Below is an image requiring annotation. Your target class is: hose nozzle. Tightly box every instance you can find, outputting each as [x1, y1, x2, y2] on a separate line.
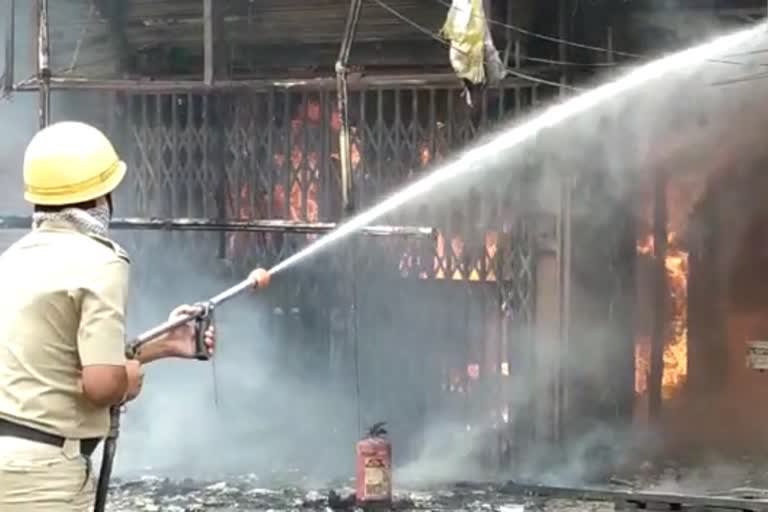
[248, 268, 271, 290]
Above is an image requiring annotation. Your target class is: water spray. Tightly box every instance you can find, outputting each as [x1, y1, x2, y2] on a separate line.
[87, 20, 767, 511]
[94, 267, 272, 512]
[266, 23, 764, 278]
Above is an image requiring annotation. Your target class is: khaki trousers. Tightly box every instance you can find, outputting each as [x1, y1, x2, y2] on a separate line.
[0, 436, 95, 511]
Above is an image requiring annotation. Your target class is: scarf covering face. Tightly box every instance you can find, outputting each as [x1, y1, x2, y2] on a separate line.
[31, 202, 111, 238]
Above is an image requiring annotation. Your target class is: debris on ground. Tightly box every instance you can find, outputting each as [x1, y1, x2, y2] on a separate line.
[106, 477, 612, 512]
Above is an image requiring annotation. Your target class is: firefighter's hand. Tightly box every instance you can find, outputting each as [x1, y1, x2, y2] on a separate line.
[164, 304, 216, 359]
[124, 360, 144, 402]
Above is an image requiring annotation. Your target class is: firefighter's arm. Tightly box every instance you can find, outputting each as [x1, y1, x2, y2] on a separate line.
[77, 257, 134, 407]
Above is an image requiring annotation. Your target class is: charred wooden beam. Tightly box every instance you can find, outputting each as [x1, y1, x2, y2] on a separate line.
[336, 0, 363, 214]
[0, 215, 437, 238]
[1, 0, 13, 96]
[12, 67, 562, 93]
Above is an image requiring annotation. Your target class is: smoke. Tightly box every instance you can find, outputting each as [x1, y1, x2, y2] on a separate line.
[365, 23, 768, 490]
[3, 2, 768, 495]
[0, 0, 117, 216]
[101, 22, 768, 491]
[106, 233, 358, 481]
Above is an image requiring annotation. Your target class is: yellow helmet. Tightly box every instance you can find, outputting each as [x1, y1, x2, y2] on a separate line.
[23, 121, 127, 206]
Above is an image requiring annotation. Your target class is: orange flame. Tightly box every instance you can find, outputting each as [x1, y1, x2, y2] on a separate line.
[635, 232, 689, 399]
[227, 98, 365, 256]
[397, 146, 498, 282]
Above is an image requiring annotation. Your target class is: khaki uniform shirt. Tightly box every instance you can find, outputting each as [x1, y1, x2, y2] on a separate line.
[0, 219, 130, 439]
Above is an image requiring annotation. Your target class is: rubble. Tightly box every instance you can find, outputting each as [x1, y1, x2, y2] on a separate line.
[105, 477, 612, 512]
[106, 456, 768, 511]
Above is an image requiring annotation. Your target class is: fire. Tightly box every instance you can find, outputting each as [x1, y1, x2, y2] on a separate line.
[396, 145, 499, 282]
[634, 232, 689, 399]
[398, 229, 499, 281]
[226, 98, 362, 256]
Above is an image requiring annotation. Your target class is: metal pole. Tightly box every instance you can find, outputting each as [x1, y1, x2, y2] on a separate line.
[1, 0, 14, 97]
[203, 0, 217, 86]
[0, 215, 437, 238]
[11, 71, 561, 93]
[335, 0, 363, 214]
[555, 0, 570, 446]
[36, 0, 50, 128]
[649, 168, 668, 421]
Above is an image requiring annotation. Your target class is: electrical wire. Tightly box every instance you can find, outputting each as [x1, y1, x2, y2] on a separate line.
[523, 56, 618, 67]
[711, 69, 768, 86]
[431, 0, 761, 68]
[724, 47, 768, 57]
[367, 0, 580, 90]
[433, 0, 641, 59]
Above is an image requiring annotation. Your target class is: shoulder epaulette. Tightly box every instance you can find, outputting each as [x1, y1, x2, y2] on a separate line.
[86, 233, 132, 264]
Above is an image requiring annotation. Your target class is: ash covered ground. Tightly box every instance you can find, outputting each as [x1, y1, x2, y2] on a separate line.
[106, 476, 611, 512]
[104, 458, 768, 512]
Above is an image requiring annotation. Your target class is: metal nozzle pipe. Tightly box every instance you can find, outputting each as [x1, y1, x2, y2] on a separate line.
[249, 268, 271, 290]
[130, 267, 271, 352]
[99, 266, 271, 512]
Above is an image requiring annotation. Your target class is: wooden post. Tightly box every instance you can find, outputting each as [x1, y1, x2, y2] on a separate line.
[649, 168, 668, 420]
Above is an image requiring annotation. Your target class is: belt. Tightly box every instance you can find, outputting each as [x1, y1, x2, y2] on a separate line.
[0, 418, 100, 457]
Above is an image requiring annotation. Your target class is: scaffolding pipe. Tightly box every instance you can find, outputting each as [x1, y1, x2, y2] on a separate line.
[1, 0, 14, 97]
[0, 215, 437, 238]
[335, 0, 363, 214]
[555, 0, 570, 445]
[202, 0, 224, 85]
[11, 69, 562, 93]
[36, 0, 50, 128]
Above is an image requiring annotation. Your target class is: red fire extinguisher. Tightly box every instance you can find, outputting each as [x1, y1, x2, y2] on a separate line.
[356, 422, 392, 506]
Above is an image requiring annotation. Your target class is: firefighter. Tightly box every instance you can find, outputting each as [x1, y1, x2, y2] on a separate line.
[0, 121, 216, 511]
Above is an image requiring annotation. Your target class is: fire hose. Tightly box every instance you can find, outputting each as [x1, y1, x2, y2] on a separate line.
[93, 268, 272, 512]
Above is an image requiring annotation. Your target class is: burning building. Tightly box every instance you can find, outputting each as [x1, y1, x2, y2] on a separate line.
[2, 0, 768, 500]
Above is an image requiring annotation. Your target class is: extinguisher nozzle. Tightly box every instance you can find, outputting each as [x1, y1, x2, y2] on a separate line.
[366, 421, 388, 438]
